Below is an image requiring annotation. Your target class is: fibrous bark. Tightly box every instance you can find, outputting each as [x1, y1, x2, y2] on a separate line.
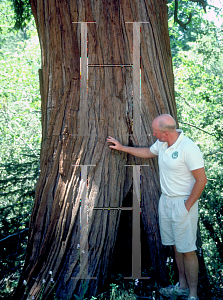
[13, 0, 177, 299]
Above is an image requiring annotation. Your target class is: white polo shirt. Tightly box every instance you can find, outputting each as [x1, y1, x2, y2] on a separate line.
[150, 130, 204, 197]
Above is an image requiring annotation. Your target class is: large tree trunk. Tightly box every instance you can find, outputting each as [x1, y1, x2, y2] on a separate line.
[13, 0, 177, 299]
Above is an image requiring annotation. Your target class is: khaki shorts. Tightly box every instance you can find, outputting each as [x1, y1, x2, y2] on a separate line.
[158, 193, 198, 253]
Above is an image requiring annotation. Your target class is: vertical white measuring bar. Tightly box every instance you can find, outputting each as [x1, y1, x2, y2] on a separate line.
[80, 165, 89, 278]
[132, 165, 141, 278]
[80, 22, 88, 135]
[133, 22, 141, 137]
[124, 164, 151, 280]
[71, 164, 97, 280]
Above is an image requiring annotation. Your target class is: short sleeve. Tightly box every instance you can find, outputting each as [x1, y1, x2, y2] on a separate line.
[150, 140, 159, 155]
[184, 143, 204, 171]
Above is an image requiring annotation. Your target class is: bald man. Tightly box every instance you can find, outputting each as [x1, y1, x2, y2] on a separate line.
[107, 114, 207, 300]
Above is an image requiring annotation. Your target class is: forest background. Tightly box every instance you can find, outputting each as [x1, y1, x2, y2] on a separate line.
[0, 0, 222, 299]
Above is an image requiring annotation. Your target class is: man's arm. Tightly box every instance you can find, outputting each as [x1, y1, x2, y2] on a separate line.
[107, 136, 157, 159]
[185, 167, 207, 211]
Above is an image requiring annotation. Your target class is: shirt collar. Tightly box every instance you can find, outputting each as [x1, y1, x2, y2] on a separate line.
[162, 129, 184, 149]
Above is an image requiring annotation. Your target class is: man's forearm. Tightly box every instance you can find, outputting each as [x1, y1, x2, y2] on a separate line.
[119, 145, 157, 158]
[185, 168, 207, 211]
[107, 136, 157, 158]
[185, 181, 206, 211]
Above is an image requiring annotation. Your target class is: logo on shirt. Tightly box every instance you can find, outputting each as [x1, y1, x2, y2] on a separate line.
[172, 151, 178, 159]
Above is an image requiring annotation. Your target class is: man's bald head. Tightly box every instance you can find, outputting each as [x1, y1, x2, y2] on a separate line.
[152, 114, 176, 132]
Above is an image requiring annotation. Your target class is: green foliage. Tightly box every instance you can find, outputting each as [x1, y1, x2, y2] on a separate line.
[82, 278, 138, 300]
[168, 0, 223, 57]
[11, 0, 32, 30]
[173, 20, 223, 297]
[0, 1, 41, 298]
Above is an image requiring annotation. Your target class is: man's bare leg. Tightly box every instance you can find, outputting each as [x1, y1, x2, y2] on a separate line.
[183, 250, 198, 298]
[173, 245, 188, 289]
[174, 246, 198, 298]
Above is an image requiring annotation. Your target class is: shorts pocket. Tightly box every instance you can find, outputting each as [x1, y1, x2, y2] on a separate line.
[182, 199, 189, 214]
[175, 199, 189, 218]
[173, 199, 189, 223]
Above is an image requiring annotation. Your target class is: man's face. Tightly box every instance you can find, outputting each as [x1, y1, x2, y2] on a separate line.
[152, 123, 167, 142]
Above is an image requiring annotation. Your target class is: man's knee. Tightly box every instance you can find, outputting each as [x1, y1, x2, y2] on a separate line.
[182, 251, 197, 260]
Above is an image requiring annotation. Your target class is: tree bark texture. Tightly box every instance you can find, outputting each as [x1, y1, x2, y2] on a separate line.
[14, 0, 177, 299]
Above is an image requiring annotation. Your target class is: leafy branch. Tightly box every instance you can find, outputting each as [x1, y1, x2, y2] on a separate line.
[174, 0, 207, 29]
[200, 214, 223, 262]
[189, 0, 207, 12]
[174, 0, 192, 29]
[0, 228, 29, 243]
[178, 120, 223, 142]
[175, 91, 201, 113]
